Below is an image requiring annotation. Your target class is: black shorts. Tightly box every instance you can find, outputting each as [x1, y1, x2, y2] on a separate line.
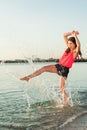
[55, 64, 69, 77]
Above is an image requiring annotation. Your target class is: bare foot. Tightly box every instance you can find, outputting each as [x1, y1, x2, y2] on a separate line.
[63, 102, 70, 107]
[63, 98, 71, 107]
[20, 76, 30, 82]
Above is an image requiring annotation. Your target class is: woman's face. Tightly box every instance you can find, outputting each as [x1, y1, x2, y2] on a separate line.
[68, 40, 76, 50]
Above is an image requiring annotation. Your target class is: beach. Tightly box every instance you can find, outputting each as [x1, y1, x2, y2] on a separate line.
[59, 112, 87, 130]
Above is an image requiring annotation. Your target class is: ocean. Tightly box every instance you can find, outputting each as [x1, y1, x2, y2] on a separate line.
[0, 62, 87, 130]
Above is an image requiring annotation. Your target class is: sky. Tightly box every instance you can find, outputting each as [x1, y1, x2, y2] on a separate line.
[0, 0, 87, 60]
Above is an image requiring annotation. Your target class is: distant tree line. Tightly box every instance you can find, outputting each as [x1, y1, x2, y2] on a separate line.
[0, 58, 87, 63]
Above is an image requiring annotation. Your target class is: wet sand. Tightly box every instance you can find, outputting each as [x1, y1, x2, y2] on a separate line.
[58, 112, 87, 130]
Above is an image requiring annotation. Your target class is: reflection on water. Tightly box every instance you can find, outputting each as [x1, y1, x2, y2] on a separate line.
[0, 62, 87, 129]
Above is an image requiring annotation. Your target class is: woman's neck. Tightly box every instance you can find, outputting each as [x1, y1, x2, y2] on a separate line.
[70, 48, 75, 52]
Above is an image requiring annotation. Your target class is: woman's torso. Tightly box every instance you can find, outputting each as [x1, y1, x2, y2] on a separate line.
[59, 51, 76, 68]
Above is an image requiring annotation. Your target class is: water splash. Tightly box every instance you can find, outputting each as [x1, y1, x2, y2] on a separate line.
[66, 81, 81, 106]
[0, 59, 82, 110]
[20, 55, 59, 103]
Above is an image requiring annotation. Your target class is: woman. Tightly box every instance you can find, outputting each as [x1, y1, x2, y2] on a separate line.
[20, 30, 82, 106]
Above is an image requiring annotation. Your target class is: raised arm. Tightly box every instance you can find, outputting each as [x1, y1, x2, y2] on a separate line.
[63, 32, 72, 46]
[63, 31, 79, 46]
[72, 31, 81, 58]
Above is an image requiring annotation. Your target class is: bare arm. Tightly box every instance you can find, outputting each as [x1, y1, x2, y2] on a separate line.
[63, 32, 72, 46]
[63, 31, 79, 46]
[74, 35, 81, 58]
[72, 31, 81, 58]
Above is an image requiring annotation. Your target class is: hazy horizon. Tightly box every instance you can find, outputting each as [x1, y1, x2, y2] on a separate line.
[0, 0, 87, 60]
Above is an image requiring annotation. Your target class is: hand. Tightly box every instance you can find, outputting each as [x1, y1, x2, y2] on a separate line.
[71, 30, 79, 36]
[20, 76, 29, 81]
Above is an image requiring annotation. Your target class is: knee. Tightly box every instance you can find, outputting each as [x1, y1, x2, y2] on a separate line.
[60, 86, 64, 94]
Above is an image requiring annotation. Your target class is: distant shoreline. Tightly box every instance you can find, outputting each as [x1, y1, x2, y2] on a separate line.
[0, 58, 87, 63]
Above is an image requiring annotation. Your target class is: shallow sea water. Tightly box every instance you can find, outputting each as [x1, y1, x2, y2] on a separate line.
[0, 62, 87, 130]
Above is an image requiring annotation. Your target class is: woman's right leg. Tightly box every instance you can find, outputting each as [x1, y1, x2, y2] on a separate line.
[59, 76, 68, 105]
[20, 65, 58, 81]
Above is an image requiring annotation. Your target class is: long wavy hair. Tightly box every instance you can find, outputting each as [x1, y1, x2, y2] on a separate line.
[65, 37, 82, 58]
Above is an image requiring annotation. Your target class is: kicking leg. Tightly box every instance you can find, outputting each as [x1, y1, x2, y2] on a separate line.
[20, 65, 58, 81]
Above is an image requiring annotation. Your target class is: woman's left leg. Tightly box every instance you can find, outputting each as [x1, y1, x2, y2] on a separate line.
[59, 76, 68, 105]
[20, 65, 58, 81]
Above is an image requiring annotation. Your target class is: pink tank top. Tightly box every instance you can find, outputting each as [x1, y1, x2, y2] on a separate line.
[59, 51, 76, 68]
